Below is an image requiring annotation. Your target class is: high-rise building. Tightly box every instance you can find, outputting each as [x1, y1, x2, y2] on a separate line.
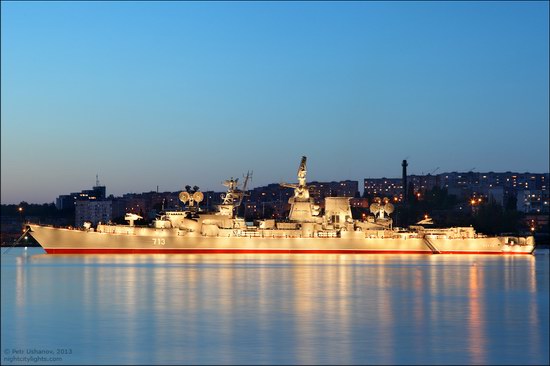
[75, 200, 112, 226]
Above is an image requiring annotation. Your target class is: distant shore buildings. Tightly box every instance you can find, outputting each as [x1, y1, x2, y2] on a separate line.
[364, 171, 548, 213]
[57, 169, 548, 228]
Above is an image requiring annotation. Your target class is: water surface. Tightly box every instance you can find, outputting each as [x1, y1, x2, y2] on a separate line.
[1, 248, 548, 365]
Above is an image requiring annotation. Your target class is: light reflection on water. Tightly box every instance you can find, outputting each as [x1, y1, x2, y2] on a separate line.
[1, 248, 548, 365]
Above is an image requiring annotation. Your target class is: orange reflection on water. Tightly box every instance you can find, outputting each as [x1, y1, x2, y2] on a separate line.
[467, 261, 486, 365]
[6, 251, 546, 365]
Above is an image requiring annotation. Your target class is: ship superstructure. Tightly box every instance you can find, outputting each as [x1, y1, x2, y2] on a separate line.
[27, 157, 535, 255]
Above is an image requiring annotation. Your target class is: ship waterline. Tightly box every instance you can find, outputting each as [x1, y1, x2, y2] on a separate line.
[27, 156, 535, 255]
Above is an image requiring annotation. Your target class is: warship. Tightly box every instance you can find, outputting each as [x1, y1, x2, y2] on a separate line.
[27, 157, 535, 255]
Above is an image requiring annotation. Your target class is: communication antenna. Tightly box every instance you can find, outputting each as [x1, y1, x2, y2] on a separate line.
[95, 174, 100, 187]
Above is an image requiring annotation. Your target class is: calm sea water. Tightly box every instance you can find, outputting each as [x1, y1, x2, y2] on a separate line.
[1, 248, 548, 365]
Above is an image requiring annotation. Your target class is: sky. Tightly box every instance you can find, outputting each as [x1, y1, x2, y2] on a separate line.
[1, 1, 549, 204]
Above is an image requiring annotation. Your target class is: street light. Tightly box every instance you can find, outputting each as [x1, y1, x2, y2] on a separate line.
[18, 207, 23, 222]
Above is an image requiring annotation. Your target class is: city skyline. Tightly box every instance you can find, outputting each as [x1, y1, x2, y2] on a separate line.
[5, 168, 549, 206]
[2, 1, 549, 204]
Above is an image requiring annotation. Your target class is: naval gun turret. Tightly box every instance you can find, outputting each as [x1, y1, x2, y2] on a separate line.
[125, 213, 143, 227]
[280, 156, 320, 222]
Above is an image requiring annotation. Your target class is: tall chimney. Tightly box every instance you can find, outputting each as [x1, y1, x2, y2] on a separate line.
[402, 160, 408, 202]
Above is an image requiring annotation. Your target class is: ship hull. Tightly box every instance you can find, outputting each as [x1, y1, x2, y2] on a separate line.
[28, 225, 535, 255]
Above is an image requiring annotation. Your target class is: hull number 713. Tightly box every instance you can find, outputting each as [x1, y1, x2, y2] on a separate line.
[153, 238, 166, 245]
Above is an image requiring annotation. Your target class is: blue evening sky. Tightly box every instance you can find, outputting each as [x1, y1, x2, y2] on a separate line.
[1, 1, 548, 204]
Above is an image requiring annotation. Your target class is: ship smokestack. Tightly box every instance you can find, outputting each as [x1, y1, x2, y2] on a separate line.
[402, 160, 408, 202]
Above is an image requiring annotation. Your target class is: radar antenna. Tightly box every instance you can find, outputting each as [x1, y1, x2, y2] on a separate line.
[219, 171, 252, 217]
[179, 191, 190, 203]
[370, 197, 394, 219]
[280, 156, 309, 200]
[221, 177, 239, 205]
[193, 191, 204, 203]
[384, 202, 394, 215]
[179, 186, 202, 211]
[297, 156, 307, 186]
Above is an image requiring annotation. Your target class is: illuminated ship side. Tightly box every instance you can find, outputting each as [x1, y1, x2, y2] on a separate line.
[28, 157, 535, 255]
